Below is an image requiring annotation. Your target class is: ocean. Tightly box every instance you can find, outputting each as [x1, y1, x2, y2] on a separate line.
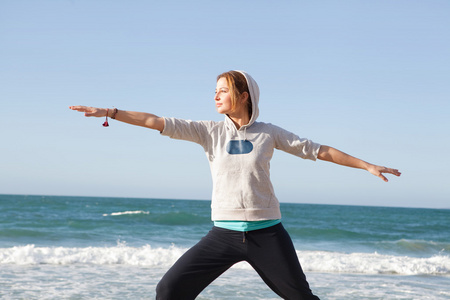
[0, 194, 449, 299]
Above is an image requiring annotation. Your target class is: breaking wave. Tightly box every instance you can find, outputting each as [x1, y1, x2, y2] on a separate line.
[1, 244, 448, 276]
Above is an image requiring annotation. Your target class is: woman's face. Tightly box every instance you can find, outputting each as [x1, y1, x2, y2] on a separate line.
[214, 77, 233, 115]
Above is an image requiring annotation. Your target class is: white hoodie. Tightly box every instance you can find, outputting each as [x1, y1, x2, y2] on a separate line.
[161, 71, 321, 221]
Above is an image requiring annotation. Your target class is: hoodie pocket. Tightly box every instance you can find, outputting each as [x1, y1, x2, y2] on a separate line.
[226, 140, 253, 155]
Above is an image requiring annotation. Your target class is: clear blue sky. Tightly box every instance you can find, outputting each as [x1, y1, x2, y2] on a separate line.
[1, 0, 449, 208]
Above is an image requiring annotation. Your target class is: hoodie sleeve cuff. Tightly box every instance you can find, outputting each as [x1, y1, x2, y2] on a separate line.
[310, 142, 321, 161]
[160, 117, 175, 137]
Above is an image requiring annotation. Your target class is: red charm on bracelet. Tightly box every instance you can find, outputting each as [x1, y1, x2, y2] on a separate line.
[103, 109, 109, 127]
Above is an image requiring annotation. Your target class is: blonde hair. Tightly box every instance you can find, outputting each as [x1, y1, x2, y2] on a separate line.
[217, 71, 252, 118]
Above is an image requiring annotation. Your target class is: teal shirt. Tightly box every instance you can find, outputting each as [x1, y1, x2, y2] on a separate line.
[214, 219, 281, 232]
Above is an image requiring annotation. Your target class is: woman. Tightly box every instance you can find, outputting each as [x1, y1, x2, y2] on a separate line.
[70, 70, 400, 299]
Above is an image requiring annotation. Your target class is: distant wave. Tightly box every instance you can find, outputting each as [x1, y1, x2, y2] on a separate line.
[374, 239, 450, 255]
[101, 211, 209, 225]
[103, 211, 150, 217]
[1, 245, 448, 276]
[289, 227, 450, 255]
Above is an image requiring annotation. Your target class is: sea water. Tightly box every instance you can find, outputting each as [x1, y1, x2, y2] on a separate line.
[0, 194, 449, 299]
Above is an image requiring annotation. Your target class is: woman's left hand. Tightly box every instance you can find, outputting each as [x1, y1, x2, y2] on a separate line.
[367, 165, 401, 182]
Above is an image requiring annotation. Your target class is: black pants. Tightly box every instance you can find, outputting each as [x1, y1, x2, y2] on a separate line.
[156, 223, 320, 299]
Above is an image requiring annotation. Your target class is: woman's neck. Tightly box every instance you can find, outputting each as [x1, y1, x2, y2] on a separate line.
[228, 113, 250, 130]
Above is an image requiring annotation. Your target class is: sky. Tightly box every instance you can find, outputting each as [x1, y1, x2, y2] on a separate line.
[1, 0, 449, 209]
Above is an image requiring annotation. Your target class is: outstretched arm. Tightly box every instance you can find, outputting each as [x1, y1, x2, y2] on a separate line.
[69, 106, 165, 132]
[317, 145, 401, 182]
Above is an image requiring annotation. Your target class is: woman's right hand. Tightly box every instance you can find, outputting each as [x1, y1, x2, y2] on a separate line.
[69, 106, 108, 117]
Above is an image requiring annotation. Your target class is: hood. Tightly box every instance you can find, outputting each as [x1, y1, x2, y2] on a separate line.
[236, 70, 260, 129]
[224, 70, 260, 131]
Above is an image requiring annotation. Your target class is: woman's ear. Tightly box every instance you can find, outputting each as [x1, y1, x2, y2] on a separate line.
[240, 92, 249, 104]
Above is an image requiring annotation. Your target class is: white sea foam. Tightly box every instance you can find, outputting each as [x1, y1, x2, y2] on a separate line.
[0, 244, 185, 266]
[1, 245, 449, 276]
[102, 210, 150, 216]
[298, 250, 450, 275]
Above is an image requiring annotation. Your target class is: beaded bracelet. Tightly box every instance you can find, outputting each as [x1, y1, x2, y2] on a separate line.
[111, 108, 118, 119]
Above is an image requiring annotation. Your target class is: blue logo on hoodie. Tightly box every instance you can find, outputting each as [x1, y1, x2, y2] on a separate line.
[226, 140, 253, 155]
